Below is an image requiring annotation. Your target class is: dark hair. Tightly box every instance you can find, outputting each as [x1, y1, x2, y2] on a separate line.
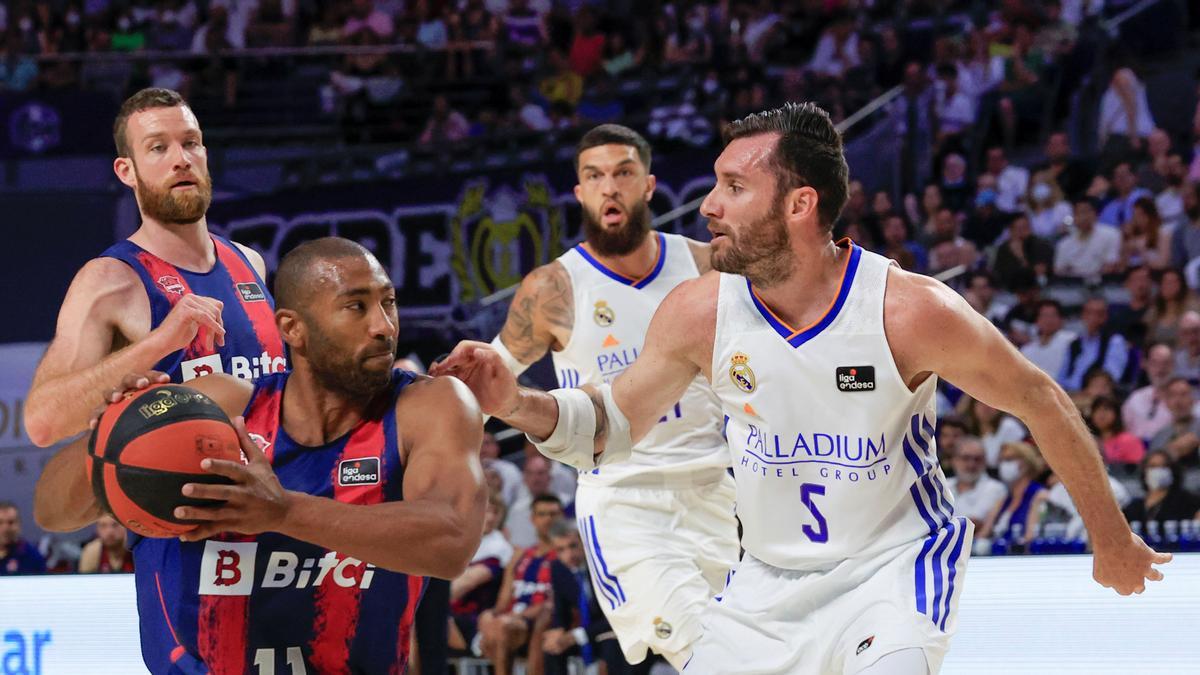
[968, 270, 994, 287]
[547, 519, 577, 539]
[532, 494, 564, 510]
[576, 124, 652, 172]
[1082, 365, 1114, 390]
[1035, 298, 1063, 317]
[1087, 395, 1124, 434]
[113, 87, 188, 157]
[1132, 196, 1161, 248]
[1140, 449, 1182, 488]
[939, 416, 968, 434]
[723, 102, 849, 229]
[1072, 195, 1100, 210]
[1124, 264, 1150, 282]
[1163, 375, 1192, 391]
[274, 237, 375, 312]
[0, 500, 16, 513]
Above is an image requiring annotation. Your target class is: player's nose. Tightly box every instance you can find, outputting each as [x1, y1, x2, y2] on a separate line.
[699, 188, 720, 218]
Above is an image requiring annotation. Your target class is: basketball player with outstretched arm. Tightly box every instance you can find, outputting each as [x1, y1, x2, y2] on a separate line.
[482, 125, 737, 669]
[433, 104, 1171, 674]
[35, 238, 486, 675]
[24, 87, 284, 448]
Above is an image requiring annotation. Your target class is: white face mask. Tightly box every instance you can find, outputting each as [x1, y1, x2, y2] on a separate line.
[956, 468, 982, 483]
[998, 459, 1023, 484]
[1032, 183, 1052, 202]
[1146, 466, 1174, 490]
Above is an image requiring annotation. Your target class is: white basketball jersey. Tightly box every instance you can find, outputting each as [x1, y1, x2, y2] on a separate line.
[711, 241, 956, 570]
[553, 232, 728, 487]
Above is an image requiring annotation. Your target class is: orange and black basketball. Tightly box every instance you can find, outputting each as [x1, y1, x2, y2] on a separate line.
[87, 384, 242, 538]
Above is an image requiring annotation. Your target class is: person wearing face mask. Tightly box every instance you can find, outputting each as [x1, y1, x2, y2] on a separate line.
[1122, 451, 1200, 527]
[1147, 376, 1200, 463]
[979, 441, 1049, 545]
[948, 436, 1007, 528]
[1025, 169, 1072, 240]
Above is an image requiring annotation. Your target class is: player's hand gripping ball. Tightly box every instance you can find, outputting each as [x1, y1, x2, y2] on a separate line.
[87, 384, 243, 537]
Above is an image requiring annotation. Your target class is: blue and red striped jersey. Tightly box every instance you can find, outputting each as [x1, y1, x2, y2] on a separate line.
[100, 235, 286, 383]
[507, 546, 557, 614]
[132, 370, 427, 675]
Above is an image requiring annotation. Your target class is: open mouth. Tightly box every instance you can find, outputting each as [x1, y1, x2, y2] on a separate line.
[601, 203, 624, 226]
[171, 180, 197, 190]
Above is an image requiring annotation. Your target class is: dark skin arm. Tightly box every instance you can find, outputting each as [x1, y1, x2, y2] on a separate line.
[178, 376, 487, 578]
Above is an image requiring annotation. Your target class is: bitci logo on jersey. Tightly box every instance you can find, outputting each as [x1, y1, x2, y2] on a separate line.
[198, 541, 378, 595]
[339, 458, 380, 486]
[836, 366, 875, 392]
[198, 541, 258, 595]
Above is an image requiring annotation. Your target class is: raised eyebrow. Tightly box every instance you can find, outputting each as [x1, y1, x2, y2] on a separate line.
[580, 159, 638, 174]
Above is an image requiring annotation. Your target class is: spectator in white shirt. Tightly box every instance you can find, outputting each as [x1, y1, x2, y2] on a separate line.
[1025, 169, 1073, 240]
[964, 270, 1010, 324]
[1054, 197, 1122, 281]
[1124, 343, 1192, 442]
[961, 396, 1029, 468]
[808, 12, 859, 78]
[948, 436, 1007, 528]
[1174, 311, 1200, 382]
[1021, 299, 1077, 377]
[480, 432, 522, 506]
[934, 63, 974, 139]
[506, 455, 573, 549]
[985, 146, 1030, 213]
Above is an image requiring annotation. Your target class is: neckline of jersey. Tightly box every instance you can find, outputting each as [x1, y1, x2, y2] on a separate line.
[745, 238, 862, 348]
[574, 231, 667, 289]
[124, 235, 224, 276]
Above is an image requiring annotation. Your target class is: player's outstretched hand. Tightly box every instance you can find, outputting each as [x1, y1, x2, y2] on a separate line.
[429, 340, 520, 418]
[151, 294, 227, 354]
[1092, 531, 1172, 595]
[87, 370, 171, 430]
[176, 416, 290, 542]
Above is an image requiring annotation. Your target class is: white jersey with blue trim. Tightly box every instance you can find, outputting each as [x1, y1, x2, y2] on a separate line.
[553, 231, 728, 487]
[711, 240, 956, 570]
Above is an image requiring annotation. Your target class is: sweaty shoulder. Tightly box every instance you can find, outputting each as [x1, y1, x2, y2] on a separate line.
[181, 373, 255, 418]
[684, 237, 713, 274]
[395, 375, 483, 456]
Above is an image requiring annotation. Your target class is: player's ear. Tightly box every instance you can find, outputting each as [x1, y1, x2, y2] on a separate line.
[276, 309, 305, 350]
[787, 186, 819, 223]
[644, 173, 657, 202]
[113, 156, 137, 189]
[573, 183, 583, 203]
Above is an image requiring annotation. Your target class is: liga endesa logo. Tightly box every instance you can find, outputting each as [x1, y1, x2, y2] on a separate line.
[198, 542, 378, 595]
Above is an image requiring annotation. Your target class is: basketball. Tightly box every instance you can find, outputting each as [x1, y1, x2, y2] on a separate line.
[86, 384, 242, 538]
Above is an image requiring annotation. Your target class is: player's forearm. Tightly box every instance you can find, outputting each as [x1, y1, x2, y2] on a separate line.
[1019, 379, 1130, 548]
[497, 387, 562, 441]
[34, 439, 101, 532]
[25, 334, 172, 446]
[279, 491, 484, 579]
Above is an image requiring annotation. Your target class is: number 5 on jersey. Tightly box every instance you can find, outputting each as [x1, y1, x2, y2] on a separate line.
[801, 483, 828, 543]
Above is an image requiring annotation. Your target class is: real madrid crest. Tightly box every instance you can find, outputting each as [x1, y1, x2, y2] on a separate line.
[593, 300, 615, 327]
[729, 352, 756, 393]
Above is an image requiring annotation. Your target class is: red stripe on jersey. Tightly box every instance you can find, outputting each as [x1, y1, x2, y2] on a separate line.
[307, 421, 387, 673]
[197, 586, 250, 674]
[213, 240, 285, 366]
[390, 575, 426, 675]
[242, 383, 283, 463]
[133, 252, 211, 360]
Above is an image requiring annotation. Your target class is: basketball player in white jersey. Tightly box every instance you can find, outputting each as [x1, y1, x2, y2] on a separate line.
[480, 124, 737, 669]
[433, 103, 1171, 674]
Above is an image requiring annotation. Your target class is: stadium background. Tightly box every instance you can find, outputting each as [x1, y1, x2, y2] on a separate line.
[3, 0, 1200, 672]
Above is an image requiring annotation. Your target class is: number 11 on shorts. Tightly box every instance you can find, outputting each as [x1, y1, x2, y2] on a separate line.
[801, 483, 828, 543]
[254, 647, 307, 674]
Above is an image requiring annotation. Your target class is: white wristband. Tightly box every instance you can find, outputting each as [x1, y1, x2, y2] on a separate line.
[490, 336, 531, 376]
[527, 388, 597, 471]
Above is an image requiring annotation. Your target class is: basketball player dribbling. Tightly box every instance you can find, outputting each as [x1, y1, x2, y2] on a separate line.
[35, 238, 486, 675]
[24, 87, 284, 448]
[481, 125, 737, 669]
[433, 103, 1172, 674]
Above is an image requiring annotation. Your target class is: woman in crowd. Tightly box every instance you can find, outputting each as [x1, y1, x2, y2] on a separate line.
[1123, 450, 1200, 526]
[979, 441, 1049, 545]
[1087, 395, 1147, 466]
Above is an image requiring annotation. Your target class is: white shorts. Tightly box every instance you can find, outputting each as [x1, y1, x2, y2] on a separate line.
[574, 473, 739, 668]
[685, 517, 973, 675]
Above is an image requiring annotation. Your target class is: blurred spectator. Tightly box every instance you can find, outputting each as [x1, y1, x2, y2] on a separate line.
[502, 0, 546, 61]
[1135, 128, 1174, 195]
[478, 494, 563, 675]
[415, 0, 448, 51]
[542, 520, 622, 674]
[1156, 154, 1188, 229]
[961, 396, 1028, 469]
[939, 153, 972, 215]
[326, 28, 403, 141]
[510, 84, 552, 131]
[344, 0, 394, 40]
[481, 432, 522, 506]
[1145, 269, 1200, 344]
[1021, 299, 1076, 378]
[808, 11, 859, 79]
[245, 0, 294, 48]
[446, 0, 499, 80]
[0, 501, 45, 575]
[0, 31, 38, 92]
[1108, 265, 1153, 344]
[308, 1, 344, 45]
[1098, 65, 1156, 169]
[993, 23, 1048, 149]
[538, 49, 583, 109]
[985, 146, 1031, 214]
[937, 416, 969, 475]
[964, 271, 1010, 324]
[1123, 450, 1200, 526]
[577, 75, 625, 125]
[1147, 376, 1200, 463]
[963, 178, 1013, 247]
[994, 215, 1053, 291]
[1037, 131, 1092, 201]
[567, 8, 604, 76]
[1054, 198, 1121, 282]
[602, 31, 642, 78]
[1059, 297, 1130, 392]
[934, 64, 975, 143]
[1124, 343, 1189, 442]
[664, 4, 712, 66]
[507, 455, 572, 549]
[879, 212, 927, 272]
[449, 492, 514, 655]
[948, 436, 1007, 528]
[1026, 169, 1072, 240]
[1099, 162, 1152, 228]
[1087, 396, 1147, 466]
[980, 441, 1048, 545]
[419, 94, 471, 145]
[77, 514, 132, 573]
[1175, 311, 1200, 381]
[1075, 367, 1119, 415]
[927, 208, 980, 275]
[1169, 183, 1200, 268]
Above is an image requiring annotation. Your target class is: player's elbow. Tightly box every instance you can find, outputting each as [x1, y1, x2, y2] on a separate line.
[23, 403, 60, 448]
[1018, 370, 1076, 422]
[432, 519, 481, 579]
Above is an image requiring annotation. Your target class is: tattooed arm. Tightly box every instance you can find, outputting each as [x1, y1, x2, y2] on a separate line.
[496, 261, 574, 366]
[686, 238, 713, 275]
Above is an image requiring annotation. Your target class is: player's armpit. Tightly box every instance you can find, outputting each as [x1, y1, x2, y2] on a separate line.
[497, 261, 574, 365]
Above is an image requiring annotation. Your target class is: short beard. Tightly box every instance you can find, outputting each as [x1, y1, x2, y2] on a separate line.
[134, 165, 212, 225]
[582, 199, 651, 256]
[710, 199, 795, 287]
[303, 317, 395, 399]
